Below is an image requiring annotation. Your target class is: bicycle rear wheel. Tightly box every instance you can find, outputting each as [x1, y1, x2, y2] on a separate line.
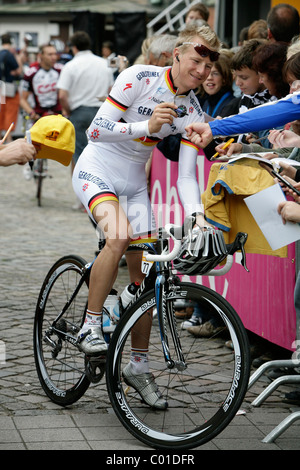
[33, 255, 90, 406]
[106, 282, 250, 450]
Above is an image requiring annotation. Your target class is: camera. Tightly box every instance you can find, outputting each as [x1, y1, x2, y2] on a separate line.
[108, 57, 120, 68]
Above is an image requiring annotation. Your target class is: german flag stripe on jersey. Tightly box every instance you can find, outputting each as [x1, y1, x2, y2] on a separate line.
[130, 233, 158, 244]
[165, 68, 177, 95]
[106, 95, 128, 112]
[134, 136, 161, 146]
[88, 192, 119, 213]
[181, 137, 199, 151]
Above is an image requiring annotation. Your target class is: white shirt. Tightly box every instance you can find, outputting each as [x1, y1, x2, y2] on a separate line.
[56, 50, 114, 110]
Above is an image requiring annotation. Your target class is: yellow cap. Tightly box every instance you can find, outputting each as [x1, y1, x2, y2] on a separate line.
[28, 115, 75, 166]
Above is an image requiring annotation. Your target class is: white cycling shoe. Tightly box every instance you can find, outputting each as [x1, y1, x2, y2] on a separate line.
[77, 326, 108, 356]
[122, 363, 168, 410]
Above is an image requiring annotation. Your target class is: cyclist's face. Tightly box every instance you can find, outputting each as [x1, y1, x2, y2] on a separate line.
[40, 46, 58, 70]
[173, 38, 214, 93]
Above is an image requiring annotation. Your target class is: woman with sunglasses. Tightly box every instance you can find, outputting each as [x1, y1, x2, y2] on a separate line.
[72, 24, 220, 409]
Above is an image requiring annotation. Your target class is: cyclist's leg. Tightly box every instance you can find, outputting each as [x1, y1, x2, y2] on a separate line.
[124, 251, 151, 371]
[78, 199, 131, 354]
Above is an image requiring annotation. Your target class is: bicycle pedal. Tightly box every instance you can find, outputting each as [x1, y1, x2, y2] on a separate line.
[85, 355, 106, 383]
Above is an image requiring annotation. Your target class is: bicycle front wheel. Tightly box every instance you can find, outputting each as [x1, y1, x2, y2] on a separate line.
[34, 159, 44, 207]
[33, 255, 90, 406]
[106, 282, 250, 450]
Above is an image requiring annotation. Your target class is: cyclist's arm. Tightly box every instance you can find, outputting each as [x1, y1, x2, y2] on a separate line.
[177, 138, 203, 217]
[87, 97, 150, 142]
[19, 89, 39, 120]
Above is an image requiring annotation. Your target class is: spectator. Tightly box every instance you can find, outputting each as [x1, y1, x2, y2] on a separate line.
[185, 90, 300, 150]
[252, 41, 289, 99]
[287, 37, 300, 59]
[267, 3, 300, 43]
[0, 138, 36, 166]
[238, 26, 249, 46]
[0, 33, 22, 143]
[284, 50, 300, 94]
[218, 48, 300, 159]
[185, 3, 210, 24]
[198, 51, 235, 118]
[145, 34, 177, 66]
[228, 39, 272, 116]
[56, 31, 114, 185]
[20, 43, 63, 121]
[101, 40, 115, 60]
[247, 19, 268, 40]
[267, 128, 300, 398]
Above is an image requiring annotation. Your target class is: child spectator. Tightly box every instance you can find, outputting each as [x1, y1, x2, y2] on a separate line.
[228, 39, 275, 116]
[198, 51, 235, 118]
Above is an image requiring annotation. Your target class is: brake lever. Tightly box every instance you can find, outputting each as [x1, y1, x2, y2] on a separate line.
[226, 232, 249, 272]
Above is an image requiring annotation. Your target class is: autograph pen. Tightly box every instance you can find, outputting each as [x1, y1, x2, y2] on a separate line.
[0, 122, 14, 144]
[211, 138, 234, 160]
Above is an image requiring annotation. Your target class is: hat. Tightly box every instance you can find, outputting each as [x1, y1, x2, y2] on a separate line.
[28, 115, 75, 166]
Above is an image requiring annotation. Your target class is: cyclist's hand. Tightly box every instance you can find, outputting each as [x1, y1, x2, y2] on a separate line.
[148, 102, 177, 135]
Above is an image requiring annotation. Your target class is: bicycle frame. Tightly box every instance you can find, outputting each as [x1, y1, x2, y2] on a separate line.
[43, 223, 240, 367]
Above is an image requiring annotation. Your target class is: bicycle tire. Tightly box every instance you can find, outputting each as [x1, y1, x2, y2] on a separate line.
[33, 254, 91, 406]
[106, 282, 250, 450]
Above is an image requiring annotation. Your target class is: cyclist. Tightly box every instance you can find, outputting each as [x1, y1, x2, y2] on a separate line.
[72, 24, 220, 408]
[19, 43, 62, 120]
[19, 43, 62, 179]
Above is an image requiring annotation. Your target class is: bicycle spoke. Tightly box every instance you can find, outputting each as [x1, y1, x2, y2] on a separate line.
[107, 283, 250, 449]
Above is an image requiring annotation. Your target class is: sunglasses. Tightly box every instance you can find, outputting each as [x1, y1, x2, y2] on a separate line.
[181, 42, 220, 62]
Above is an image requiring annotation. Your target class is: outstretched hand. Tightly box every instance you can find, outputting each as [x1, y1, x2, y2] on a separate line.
[185, 122, 213, 148]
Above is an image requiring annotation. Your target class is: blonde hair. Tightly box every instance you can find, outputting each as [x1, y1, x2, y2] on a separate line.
[176, 24, 220, 51]
[287, 38, 300, 59]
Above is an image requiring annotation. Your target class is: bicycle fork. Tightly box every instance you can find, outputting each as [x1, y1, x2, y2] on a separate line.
[155, 268, 186, 371]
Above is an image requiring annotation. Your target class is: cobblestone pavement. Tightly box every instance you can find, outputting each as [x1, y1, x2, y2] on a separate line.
[0, 160, 300, 452]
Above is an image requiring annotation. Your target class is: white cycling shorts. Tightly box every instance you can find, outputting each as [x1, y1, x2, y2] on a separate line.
[72, 143, 157, 241]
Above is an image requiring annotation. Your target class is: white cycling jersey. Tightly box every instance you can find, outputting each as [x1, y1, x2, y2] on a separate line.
[73, 64, 206, 239]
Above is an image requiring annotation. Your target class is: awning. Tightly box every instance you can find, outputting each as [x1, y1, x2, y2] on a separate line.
[0, 0, 161, 15]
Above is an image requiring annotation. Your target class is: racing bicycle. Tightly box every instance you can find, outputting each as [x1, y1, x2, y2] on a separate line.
[33, 217, 250, 450]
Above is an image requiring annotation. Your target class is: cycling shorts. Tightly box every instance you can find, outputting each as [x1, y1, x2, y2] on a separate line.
[72, 143, 157, 242]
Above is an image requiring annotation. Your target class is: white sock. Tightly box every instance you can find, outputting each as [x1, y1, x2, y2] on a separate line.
[130, 348, 149, 374]
[81, 309, 102, 332]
